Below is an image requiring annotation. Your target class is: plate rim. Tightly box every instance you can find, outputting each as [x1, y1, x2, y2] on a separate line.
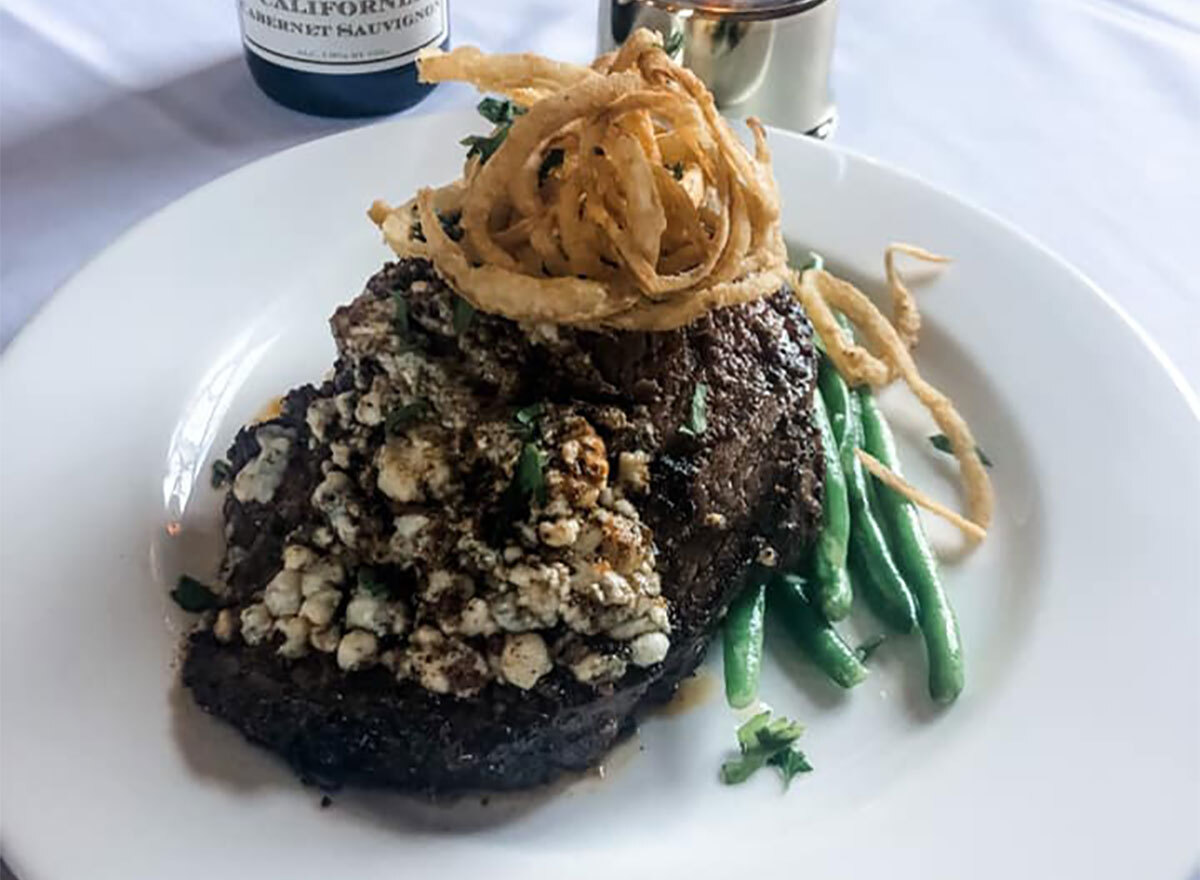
[2, 109, 1197, 879]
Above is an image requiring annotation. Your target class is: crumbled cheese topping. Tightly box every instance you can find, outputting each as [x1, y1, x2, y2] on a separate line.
[336, 629, 378, 671]
[570, 652, 628, 685]
[262, 570, 302, 617]
[239, 603, 272, 645]
[213, 608, 238, 644]
[375, 431, 453, 503]
[498, 633, 552, 689]
[310, 624, 341, 654]
[617, 450, 651, 493]
[274, 615, 311, 658]
[214, 282, 674, 698]
[408, 626, 489, 695]
[233, 426, 294, 504]
[628, 631, 671, 667]
[311, 471, 361, 548]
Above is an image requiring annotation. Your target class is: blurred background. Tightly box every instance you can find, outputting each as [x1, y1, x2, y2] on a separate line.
[1, 0, 1198, 394]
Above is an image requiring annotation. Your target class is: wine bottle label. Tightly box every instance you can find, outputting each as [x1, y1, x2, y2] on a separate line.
[238, 0, 448, 75]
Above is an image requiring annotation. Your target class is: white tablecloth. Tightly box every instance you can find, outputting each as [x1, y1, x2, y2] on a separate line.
[0, 7, 1198, 879]
[3, 0, 1199, 396]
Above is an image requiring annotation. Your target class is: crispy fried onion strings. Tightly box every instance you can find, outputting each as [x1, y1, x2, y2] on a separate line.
[795, 257, 994, 543]
[365, 32, 991, 545]
[369, 28, 788, 331]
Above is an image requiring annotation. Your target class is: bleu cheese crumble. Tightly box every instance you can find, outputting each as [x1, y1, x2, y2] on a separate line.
[210, 280, 672, 699]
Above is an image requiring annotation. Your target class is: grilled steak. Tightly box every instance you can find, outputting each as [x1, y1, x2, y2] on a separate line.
[182, 258, 822, 794]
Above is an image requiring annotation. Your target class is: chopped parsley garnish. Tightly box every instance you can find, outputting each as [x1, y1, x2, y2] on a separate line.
[170, 575, 220, 613]
[766, 747, 814, 786]
[538, 148, 565, 185]
[476, 97, 524, 125]
[358, 567, 390, 597]
[462, 98, 526, 164]
[390, 289, 428, 352]
[663, 29, 685, 56]
[679, 382, 708, 438]
[929, 433, 993, 467]
[720, 711, 812, 788]
[385, 400, 430, 435]
[210, 459, 233, 489]
[452, 296, 476, 335]
[855, 633, 888, 663]
[461, 131, 510, 164]
[513, 402, 545, 439]
[737, 710, 803, 751]
[486, 403, 549, 543]
[514, 442, 547, 506]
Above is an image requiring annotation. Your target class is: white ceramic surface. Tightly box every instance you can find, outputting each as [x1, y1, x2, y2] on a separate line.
[1, 110, 1197, 880]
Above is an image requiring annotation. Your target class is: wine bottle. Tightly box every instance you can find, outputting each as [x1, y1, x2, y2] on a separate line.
[238, 0, 450, 117]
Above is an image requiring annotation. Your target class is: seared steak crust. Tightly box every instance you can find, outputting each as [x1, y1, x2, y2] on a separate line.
[182, 259, 821, 793]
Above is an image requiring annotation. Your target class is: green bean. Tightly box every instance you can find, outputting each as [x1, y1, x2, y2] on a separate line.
[810, 390, 853, 620]
[817, 351, 854, 448]
[819, 354, 918, 633]
[857, 389, 964, 703]
[771, 573, 868, 689]
[723, 574, 768, 708]
[844, 537, 908, 633]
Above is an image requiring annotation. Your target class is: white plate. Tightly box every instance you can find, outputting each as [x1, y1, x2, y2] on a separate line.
[2, 110, 1197, 880]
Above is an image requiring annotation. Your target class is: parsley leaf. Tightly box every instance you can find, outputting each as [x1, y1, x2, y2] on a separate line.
[720, 752, 770, 785]
[855, 633, 887, 663]
[514, 442, 547, 507]
[170, 575, 219, 613]
[735, 709, 771, 749]
[720, 710, 812, 789]
[210, 459, 233, 489]
[663, 29, 685, 56]
[669, 161, 684, 180]
[679, 382, 708, 438]
[462, 98, 527, 164]
[461, 131, 509, 164]
[385, 400, 429, 435]
[487, 437, 547, 545]
[513, 402, 545, 440]
[453, 296, 475, 335]
[767, 748, 814, 787]
[929, 433, 993, 467]
[749, 713, 805, 750]
[476, 97, 525, 125]
[485, 403, 549, 544]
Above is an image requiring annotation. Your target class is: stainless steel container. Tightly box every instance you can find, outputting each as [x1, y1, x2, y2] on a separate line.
[598, 0, 838, 137]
